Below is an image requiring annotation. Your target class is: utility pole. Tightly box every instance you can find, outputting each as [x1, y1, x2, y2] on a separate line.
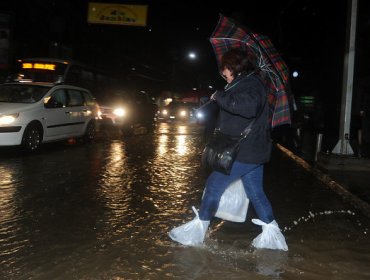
[332, 0, 357, 155]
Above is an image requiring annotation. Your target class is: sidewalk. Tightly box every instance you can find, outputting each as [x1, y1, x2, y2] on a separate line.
[276, 144, 370, 218]
[274, 126, 370, 218]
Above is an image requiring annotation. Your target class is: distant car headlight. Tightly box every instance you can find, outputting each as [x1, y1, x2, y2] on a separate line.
[0, 113, 19, 125]
[196, 112, 204, 119]
[179, 110, 187, 117]
[162, 109, 168, 115]
[113, 108, 126, 117]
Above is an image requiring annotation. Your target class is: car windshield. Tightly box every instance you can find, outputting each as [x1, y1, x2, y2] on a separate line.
[167, 102, 194, 110]
[0, 84, 50, 103]
[99, 91, 134, 105]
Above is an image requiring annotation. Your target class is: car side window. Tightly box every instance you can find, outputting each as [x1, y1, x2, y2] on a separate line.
[82, 91, 95, 106]
[48, 89, 67, 108]
[67, 90, 84, 107]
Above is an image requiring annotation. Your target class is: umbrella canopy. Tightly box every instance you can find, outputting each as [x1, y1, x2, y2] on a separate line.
[209, 14, 291, 128]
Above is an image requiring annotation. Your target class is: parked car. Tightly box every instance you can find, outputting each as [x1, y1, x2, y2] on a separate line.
[0, 82, 100, 152]
[99, 90, 158, 134]
[159, 101, 196, 122]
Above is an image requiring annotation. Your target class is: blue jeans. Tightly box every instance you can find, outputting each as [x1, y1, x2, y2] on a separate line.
[199, 161, 274, 223]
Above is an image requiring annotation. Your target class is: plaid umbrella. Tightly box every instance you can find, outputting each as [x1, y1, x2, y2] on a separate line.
[210, 14, 291, 128]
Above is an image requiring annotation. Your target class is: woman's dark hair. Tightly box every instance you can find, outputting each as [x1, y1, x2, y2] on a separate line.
[220, 49, 257, 76]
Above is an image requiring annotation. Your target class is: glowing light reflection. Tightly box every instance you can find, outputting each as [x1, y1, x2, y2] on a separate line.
[178, 125, 187, 134]
[0, 166, 16, 224]
[158, 135, 168, 155]
[96, 141, 133, 239]
[176, 135, 187, 155]
[0, 166, 28, 256]
[176, 125, 188, 155]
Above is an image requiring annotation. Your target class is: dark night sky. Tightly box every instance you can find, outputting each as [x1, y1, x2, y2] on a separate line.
[0, 0, 369, 101]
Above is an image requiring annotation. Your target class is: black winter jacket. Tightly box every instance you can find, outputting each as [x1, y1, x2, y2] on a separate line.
[214, 72, 272, 164]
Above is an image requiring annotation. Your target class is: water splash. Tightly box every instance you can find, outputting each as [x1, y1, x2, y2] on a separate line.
[282, 209, 363, 233]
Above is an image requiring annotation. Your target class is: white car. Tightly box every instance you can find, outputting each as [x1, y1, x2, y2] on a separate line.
[0, 83, 100, 152]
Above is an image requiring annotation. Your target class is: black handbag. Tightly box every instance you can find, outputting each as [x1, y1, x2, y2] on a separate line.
[201, 125, 253, 175]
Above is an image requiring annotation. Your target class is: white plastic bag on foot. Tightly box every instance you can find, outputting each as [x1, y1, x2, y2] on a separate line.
[251, 219, 288, 251]
[169, 206, 210, 246]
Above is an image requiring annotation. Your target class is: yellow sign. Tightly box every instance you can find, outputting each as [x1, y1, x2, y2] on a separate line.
[22, 63, 56, 71]
[88, 2, 148, 27]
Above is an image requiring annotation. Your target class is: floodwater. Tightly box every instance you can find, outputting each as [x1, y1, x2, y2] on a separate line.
[0, 122, 369, 280]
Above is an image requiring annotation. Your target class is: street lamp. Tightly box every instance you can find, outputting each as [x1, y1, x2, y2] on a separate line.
[188, 52, 197, 60]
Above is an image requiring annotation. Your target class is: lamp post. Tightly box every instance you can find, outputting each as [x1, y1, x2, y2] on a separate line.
[331, 0, 357, 155]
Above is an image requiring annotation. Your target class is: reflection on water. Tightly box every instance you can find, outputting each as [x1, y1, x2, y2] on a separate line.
[176, 125, 188, 156]
[97, 141, 132, 239]
[176, 135, 187, 155]
[157, 134, 168, 155]
[0, 164, 29, 261]
[0, 122, 369, 279]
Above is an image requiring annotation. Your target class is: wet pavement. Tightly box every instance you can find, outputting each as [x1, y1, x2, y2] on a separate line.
[0, 122, 369, 279]
[274, 124, 370, 206]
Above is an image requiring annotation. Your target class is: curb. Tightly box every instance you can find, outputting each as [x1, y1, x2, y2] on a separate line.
[276, 144, 370, 219]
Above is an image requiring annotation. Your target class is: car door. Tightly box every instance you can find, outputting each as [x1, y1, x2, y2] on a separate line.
[43, 88, 72, 138]
[65, 89, 88, 135]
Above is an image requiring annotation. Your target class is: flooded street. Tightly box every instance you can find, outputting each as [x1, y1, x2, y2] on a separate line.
[0, 122, 369, 280]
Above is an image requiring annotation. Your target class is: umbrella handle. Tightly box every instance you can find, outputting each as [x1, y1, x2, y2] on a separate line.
[196, 100, 216, 112]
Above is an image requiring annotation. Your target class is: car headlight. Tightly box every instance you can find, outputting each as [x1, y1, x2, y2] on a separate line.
[113, 108, 126, 117]
[162, 109, 168, 115]
[0, 113, 19, 125]
[196, 112, 204, 119]
[179, 110, 187, 117]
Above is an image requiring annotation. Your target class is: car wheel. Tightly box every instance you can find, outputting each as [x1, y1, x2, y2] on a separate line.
[84, 120, 96, 142]
[22, 123, 42, 152]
